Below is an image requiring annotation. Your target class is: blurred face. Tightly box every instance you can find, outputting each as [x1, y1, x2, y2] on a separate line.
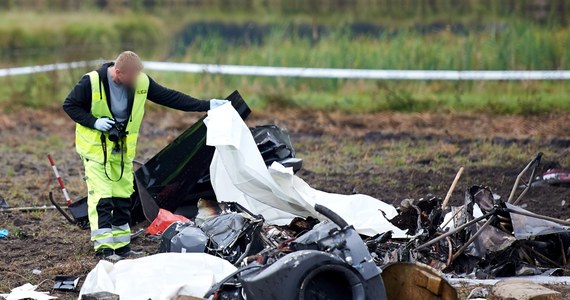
[115, 65, 141, 87]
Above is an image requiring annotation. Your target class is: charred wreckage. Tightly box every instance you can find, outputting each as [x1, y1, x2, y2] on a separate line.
[49, 92, 570, 300]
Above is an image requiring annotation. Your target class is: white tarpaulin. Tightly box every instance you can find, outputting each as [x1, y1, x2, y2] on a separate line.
[204, 103, 408, 238]
[79, 253, 237, 300]
[0, 283, 56, 300]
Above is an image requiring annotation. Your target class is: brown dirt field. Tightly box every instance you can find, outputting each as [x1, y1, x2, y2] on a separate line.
[2, 105, 570, 299]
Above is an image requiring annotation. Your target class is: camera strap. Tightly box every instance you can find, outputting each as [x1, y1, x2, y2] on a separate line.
[100, 133, 125, 182]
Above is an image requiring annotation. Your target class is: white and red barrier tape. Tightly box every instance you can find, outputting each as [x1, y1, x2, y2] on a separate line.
[1, 60, 569, 80]
[47, 154, 72, 206]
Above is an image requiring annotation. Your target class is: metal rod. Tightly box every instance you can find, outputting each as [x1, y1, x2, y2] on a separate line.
[506, 208, 570, 227]
[451, 216, 496, 261]
[560, 235, 567, 266]
[131, 228, 146, 240]
[415, 211, 495, 250]
[513, 155, 541, 205]
[507, 153, 542, 204]
[0, 206, 57, 212]
[442, 167, 464, 209]
[445, 237, 453, 267]
[49, 192, 76, 224]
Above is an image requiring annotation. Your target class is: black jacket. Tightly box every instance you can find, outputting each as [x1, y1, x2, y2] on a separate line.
[63, 62, 210, 128]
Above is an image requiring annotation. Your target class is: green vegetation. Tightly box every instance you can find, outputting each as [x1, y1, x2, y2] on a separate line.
[0, 12, 166, 65]
[0, 1, 569, 115]
[4, 67, 568, 116]
[181, 24, 570, 70]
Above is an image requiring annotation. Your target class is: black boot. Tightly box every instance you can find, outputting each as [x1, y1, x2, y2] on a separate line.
[115, 245, 144, 258]
[114, 245, 131, 257]
[95, 248, 114, 259]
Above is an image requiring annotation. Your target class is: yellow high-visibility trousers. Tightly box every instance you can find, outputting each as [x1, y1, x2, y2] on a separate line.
[83, 158, 133, 251]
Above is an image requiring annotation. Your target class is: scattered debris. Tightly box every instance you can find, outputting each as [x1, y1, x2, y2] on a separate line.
[543, 169, 570, 187]
[72, 97, 459, 298]
[32, 269, 41, 275]
[53, 275, 80, 291]
[0, 196, 8, 208]
[46, 94, 570, 298]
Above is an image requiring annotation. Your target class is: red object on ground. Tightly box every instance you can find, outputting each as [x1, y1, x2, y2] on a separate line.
[146, 208, 190, 235]
[543, 169, 570, 185]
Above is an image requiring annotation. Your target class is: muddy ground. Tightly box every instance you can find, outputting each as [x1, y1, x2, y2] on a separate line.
[2, 104, 570, 299]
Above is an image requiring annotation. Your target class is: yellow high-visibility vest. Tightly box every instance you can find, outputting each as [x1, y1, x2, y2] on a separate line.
[75, 70, 148, 164]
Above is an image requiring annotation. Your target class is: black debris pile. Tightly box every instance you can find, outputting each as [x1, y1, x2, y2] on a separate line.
[373, 152, 570, 279]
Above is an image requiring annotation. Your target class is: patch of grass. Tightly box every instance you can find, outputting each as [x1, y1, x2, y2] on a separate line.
[297, 136, 569, 177]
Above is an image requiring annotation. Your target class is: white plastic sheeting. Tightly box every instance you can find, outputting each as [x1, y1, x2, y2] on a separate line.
[205, 103, 408, 238]
[0, 283, 55, 300]
[79, 253, 237, 300]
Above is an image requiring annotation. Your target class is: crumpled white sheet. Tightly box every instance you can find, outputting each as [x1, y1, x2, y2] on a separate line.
[205, 103, 408, 238]
[0, 283, 55, 300]
[79, 253, 237, 300]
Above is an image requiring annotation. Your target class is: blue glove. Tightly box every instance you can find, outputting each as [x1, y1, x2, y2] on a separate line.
[94, 118, 115, 132]
[210, 99, 230, 110]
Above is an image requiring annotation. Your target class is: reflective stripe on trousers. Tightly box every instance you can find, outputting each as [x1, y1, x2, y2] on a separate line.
[112, 223, 131, 249]
[90, 224, 131, 251]
[91, 228, 114, 251]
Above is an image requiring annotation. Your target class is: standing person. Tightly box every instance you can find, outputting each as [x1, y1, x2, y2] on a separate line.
[63, 51, 228, 258]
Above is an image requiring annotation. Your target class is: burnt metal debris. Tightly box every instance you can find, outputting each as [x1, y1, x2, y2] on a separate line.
[162, 203, 389, 300]
[372, 152, 570, 279]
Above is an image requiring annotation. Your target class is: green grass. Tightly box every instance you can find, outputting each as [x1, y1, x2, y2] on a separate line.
[0, 8, 569, 115]
[179, 23, 570, 71]
[2, 68, 570, 115]
[0, 11, 167, 65]
[3, 0, 569, 26]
